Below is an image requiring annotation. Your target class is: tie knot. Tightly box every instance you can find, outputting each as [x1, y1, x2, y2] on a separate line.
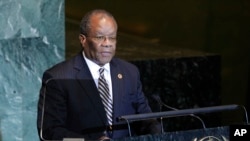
[99, 68, 105, 76]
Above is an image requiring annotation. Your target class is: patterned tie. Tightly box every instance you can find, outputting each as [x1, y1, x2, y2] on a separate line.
[98, 68, 113, 126]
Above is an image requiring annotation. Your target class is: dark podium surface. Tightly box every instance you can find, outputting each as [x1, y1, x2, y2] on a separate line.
[112, 126, 229, 141]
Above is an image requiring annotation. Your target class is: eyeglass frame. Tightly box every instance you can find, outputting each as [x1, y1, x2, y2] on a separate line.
[85, 35, 117, 43]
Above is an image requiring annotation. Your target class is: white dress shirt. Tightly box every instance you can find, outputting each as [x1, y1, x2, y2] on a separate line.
[82, 51, 113, 101]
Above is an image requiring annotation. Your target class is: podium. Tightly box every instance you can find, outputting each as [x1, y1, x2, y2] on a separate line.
[112, 126, 229, 141]
[113, 104, 248, 141]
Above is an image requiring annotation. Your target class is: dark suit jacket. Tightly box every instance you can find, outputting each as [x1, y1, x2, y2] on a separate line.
[37, 52, 161, 140]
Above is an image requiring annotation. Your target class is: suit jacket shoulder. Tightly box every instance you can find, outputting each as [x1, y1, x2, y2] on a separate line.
[110, 57, 140, 75]
[43, 52, 86, 79]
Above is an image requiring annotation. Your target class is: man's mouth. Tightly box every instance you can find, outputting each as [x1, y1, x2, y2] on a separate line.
[100, 52, 111, 57]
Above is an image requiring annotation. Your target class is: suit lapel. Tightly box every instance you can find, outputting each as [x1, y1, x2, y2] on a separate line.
[73, 54, 125, 125]
[110, 60, 125, 122]
[73, 53, 107, 125]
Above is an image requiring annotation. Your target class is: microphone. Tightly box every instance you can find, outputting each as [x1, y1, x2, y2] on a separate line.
[151, 94, 206, 129]
[150, 95, 164, 133]
[119, 104, 246, 137]
[39, 78, 54, 141]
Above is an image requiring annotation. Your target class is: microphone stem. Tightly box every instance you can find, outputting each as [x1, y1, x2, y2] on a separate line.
[161, 102, 206, 129]
[159, 104, 164, 133]
[190, 114, 206, 129]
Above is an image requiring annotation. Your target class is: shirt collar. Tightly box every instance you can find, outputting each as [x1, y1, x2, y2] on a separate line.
[82, 51, 110, 73]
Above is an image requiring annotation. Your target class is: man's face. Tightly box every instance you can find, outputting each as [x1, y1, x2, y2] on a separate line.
[79, 14, 117, 66]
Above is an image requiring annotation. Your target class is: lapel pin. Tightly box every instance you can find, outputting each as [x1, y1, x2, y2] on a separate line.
[118, 74, 123, 79]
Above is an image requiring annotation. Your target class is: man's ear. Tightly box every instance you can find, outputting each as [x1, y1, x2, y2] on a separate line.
[79, 34, 86, 45]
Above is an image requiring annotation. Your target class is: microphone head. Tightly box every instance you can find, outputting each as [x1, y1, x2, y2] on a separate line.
[151, 94, 162, 104]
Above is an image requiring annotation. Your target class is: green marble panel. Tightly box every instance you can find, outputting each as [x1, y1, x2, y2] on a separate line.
[0, 0, 65, 140]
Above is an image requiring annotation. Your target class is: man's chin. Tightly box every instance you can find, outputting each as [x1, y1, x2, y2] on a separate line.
[97, 60, 111, 66]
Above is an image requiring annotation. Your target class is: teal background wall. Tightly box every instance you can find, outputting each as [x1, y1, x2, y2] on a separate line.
[0, 0, 65, 140]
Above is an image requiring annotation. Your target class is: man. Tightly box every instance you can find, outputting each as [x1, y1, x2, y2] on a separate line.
[37, 9, 161, 140]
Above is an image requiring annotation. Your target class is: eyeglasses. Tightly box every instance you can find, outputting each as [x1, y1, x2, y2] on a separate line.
[87, 36, 117, 43]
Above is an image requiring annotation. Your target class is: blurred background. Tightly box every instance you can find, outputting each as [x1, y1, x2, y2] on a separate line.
[65, 0, 250, 130]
